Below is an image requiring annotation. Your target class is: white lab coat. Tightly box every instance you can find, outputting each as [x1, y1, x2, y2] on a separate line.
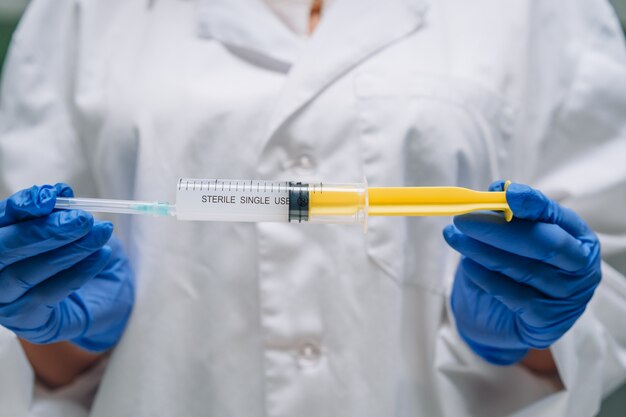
[1, 0, 626, 416]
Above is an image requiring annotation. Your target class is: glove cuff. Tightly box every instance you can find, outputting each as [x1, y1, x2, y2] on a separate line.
[68, 280, 134, 352]
[71, 318, 127, 352]
[462, 333, 529, 365]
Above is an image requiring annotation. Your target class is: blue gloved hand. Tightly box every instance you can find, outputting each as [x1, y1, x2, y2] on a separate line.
[0, 184, 135, 352]
[443, 181, 601, 365]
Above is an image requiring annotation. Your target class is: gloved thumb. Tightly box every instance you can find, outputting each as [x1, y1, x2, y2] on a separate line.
[0, 183, 74, 228]
[490, 181, 591, 238]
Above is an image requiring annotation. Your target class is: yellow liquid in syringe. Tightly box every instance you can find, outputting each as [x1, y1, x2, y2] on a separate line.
[309, 185, 512, 221]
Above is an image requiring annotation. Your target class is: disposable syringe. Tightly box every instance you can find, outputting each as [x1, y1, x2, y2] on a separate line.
[54, 178, 513, 225]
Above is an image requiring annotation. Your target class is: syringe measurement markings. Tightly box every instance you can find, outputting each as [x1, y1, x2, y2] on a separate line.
[179, 180, 291, 196]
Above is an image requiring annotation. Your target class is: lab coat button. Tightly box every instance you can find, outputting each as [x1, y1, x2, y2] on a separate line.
[297, 154, 315, 170]
[296, 342, 322, 368]
[280, 154, 316, 171]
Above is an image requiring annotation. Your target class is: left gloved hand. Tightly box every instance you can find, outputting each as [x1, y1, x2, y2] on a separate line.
[0, 184, 135, 352]
[443, 181, 601, 365]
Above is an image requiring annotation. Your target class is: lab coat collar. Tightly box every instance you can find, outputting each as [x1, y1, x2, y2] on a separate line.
[197, 0, 429, 140]
[265, 0, 429, 140]
[197, 0, 304, 66]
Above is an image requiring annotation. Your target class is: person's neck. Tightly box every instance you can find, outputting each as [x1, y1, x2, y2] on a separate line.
[308, 0, 324, 34]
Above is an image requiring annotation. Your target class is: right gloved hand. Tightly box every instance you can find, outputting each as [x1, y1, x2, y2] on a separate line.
[443, 182, 601, 365]
[0, 184, 135, 352]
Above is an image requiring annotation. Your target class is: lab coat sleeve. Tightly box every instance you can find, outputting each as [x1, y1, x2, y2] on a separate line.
[437, 2, 626, 417]
[533, 7, 626, 417]
[0, 0, 96, 196]
[0, 1, 96, 416]
[515, 0, 626, 415]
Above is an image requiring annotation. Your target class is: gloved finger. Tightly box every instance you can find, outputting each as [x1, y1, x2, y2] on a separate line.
[0, 222, 113, 303]
[488, 180, 506, 192]
[53, 183, 74, 198]
[453, 211, 590, 272]
[489, 181, 592, 239]
[444, 224, 591, 298]
[0, 185, 60, 227]
[0, 210, 94, 269]
[452, 272, 530, 358]
[3, 246, 113, 317]
[460, 257, 542, 316]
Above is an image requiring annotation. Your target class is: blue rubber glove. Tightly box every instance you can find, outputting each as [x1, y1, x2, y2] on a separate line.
[443, 181, 601, 365]
[0, 184, 135, 352]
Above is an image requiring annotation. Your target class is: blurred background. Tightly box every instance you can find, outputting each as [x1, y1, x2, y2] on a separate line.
[0, 0, 26, 71]
[0, 0, 625, 416]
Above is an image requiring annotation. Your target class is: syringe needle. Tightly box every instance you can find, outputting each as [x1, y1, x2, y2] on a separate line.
[54, 197, 174, 216]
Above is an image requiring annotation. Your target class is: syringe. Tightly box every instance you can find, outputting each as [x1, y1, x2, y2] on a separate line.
[54, 178, 513, 225]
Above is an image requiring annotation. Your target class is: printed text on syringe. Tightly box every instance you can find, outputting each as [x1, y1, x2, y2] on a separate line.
[201, 195, 290, 205]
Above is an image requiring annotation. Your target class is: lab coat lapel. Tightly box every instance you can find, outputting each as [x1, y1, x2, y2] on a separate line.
[265, 0, 429, 139]
[197, 0, 429, 147]
[197, 0, 303, 66]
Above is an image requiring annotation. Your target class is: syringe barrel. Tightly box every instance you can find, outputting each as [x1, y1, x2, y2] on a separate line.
[307, 182, 367, 224]
[174, 178, 367, 224]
